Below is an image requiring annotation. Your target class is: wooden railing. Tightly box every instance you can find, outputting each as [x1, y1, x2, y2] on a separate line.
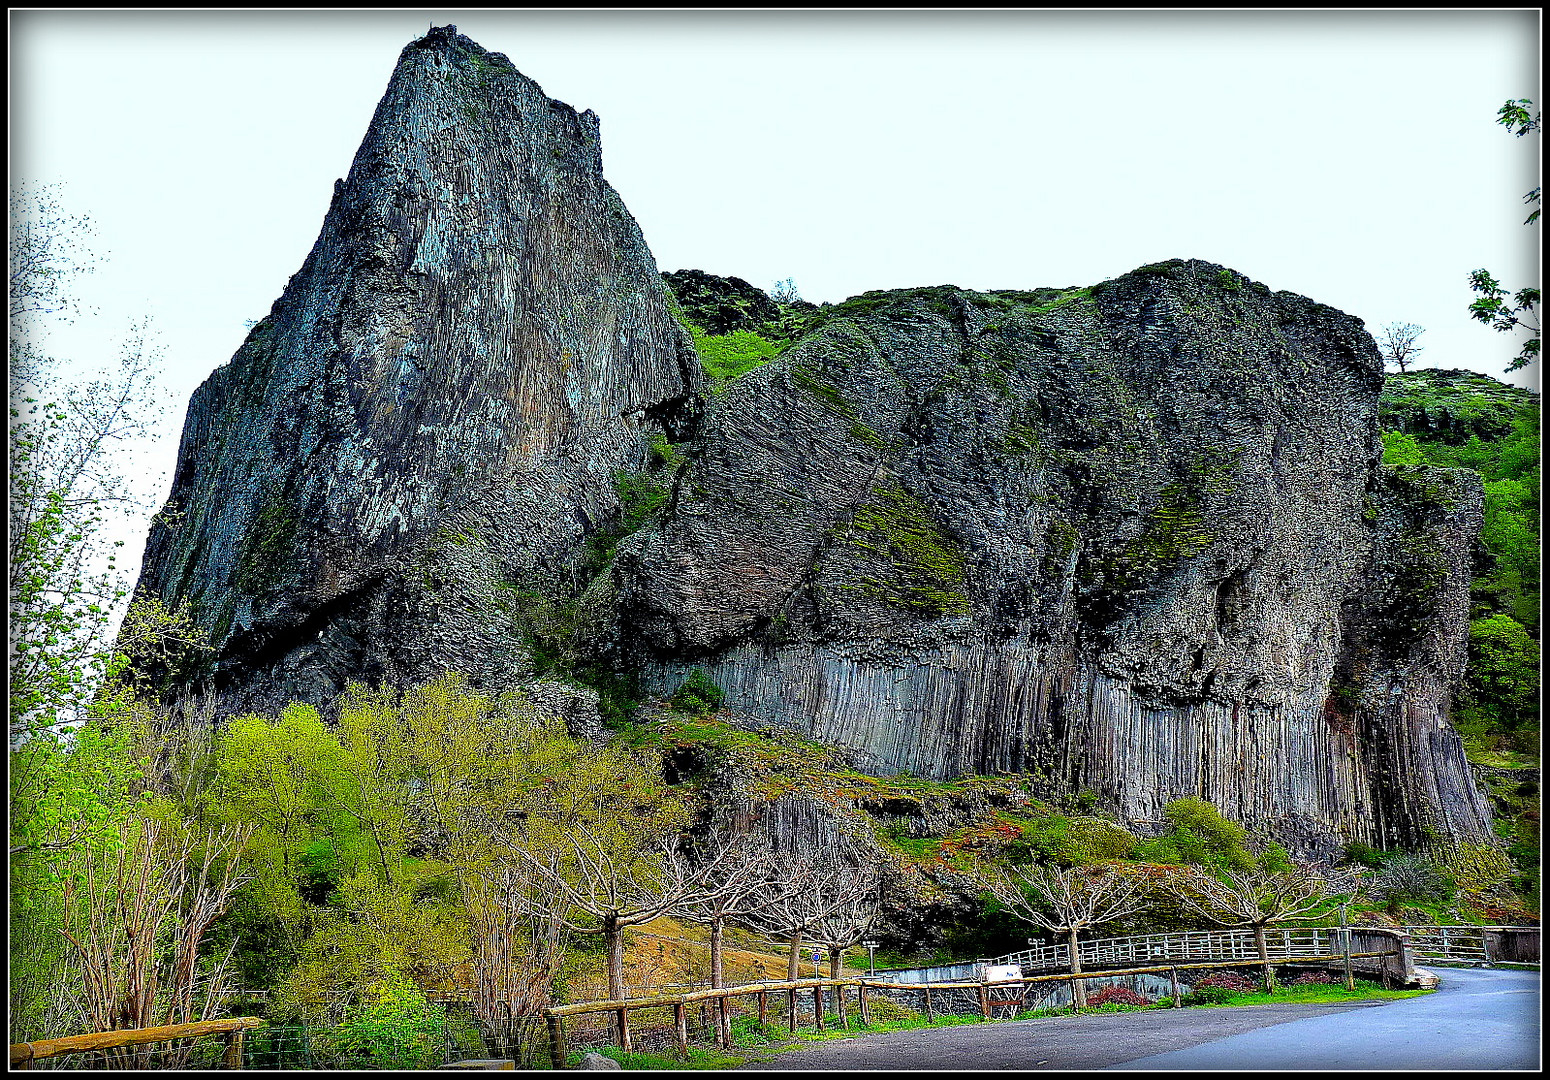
[10, 1017, 264, 1069]
[994, 928, 1338, 974]
[541, 950, 1398, 1067]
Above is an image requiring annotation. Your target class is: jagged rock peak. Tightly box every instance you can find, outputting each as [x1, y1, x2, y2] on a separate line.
[131, 27, 700, 715]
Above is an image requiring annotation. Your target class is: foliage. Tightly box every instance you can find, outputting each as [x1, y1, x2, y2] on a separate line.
[323, 972, 447, 1069]
[688, 324, 783, 384]
[1367, 854, 1456, 916]
[1134, 798, 1256, 872]
[1463, 615, 1540, 749]
[1083, 985, 1151, 1006]
[205, 673, 683, 1022]
[1467, 99, 1540, 371]
[8, 185, 222, 1044]
[1377, 369, 1537, 902]
[668, 669, 726, 719]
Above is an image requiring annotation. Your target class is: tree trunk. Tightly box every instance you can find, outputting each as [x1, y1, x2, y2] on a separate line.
[710, 918, 724, 989]
[1255, 924, 1274, 992]
[786, 931, 802, 1028]
[711, 918, 727, 1046]
[1068, 928, 1087, 1009]
[605, 917, 625, 1002]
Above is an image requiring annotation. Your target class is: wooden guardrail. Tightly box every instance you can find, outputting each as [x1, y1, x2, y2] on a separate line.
[10, 1017, 264, 1069]
[541, 951, 1398, 1068]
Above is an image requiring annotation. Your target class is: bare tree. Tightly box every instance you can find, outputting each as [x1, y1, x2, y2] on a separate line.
[671, 837, 772, 990]
[55, 817, 250, 1066]
[670, 836, 791, 1043]
[504, 822, 743, 1004]
[809, 880, 882, 980]
[1376, 322, 1425, 373]
[736, 851, 880, 982]
[979, 863, 1147, 1008]
[769, 278, 801, 304]
[1167, 864, 1364, 990]
[459, 866, 567, 1060]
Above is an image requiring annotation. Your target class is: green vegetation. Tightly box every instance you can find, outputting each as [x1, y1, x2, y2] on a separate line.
[687, 325, 783, 383]
[1379, 369, 1538, 908]
[667, 669, 725, 719]
[1379, 372, 1538, 748]
[844, 484, 969, 616]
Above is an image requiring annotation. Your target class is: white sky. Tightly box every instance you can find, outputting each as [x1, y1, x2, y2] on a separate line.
[9, 9, 1543, 583]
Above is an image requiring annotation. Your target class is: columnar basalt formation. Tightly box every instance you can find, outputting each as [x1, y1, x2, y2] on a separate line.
[131, 28, 1493, 853]
[610, 269, 1493, 853]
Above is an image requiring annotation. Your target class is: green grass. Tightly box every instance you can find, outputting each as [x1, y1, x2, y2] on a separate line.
[577, 980, 1433, 1069]
[1184, 981, 1430, 1007]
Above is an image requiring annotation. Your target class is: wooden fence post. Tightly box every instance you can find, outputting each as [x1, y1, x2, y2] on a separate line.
[224, 1028, 245, 1070]
[977, 982, 990, 1020]
[788, 989, 798, 1033]
[858, 984, 871, 1027]
[1343, 929, 1355, 990]
[812, 987, 825, 1032]
[1169, 968, 1181, 1006]
[717, 995, 730, 1047]
[674, 1004, 688, 1056]
[837, 984, 849, 1029]
[922, 984, 934, 1021]
[758, 990, 768, 1026]
[546, 1015, 567, 1071]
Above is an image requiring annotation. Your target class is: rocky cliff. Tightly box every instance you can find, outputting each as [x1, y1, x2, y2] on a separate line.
[134, 25, 700, 713]
[130, 27, 1493, 853]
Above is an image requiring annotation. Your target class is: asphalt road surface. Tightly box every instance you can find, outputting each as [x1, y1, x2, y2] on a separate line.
[736, 968, 1540, 1071]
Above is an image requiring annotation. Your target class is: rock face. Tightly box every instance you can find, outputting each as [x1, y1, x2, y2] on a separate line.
[612, 270, 1493, 852]
[134, 26, 700, 714]
[131, 28, 1493, 852]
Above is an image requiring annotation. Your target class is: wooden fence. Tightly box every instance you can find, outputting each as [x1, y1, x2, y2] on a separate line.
[10, 1017, 264, 1070]
[541, 949, 1399, 1067]
[995, 928, 1338, 974]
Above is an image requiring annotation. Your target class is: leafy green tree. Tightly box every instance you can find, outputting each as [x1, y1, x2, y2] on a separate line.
[7, 185, 217, 1043]
[1468, 100, 1540, 371]
[1464, 614, 1540, 747]
[1135, 797, 1257, 873]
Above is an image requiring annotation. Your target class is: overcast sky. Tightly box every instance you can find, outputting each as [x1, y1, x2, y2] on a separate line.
[9, 9, 1542, 578]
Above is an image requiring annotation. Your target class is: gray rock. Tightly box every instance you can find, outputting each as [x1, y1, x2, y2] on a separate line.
[127, 32, 1492, 856]
[131, 24, 701, 716]
[577, 1051, 622, 1070]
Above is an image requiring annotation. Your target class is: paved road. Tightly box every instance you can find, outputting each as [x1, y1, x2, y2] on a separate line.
[1109, 967, 1540, 1071]
[736, 968, 1540, 1071]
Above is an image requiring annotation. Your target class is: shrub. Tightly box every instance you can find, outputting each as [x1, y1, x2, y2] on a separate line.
[1084, 985, 1151, 1007]
[325, 973, 445, 1069]
[1289, 970, 1334, 985]
[1189, 970, 1259, 1002]
[668, 669, 725, 718]
[1371, 854, 1456, 914]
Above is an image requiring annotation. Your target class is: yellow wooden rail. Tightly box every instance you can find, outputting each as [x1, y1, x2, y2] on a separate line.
[542, 951, 1399, 1067]
[10, 1016, 264, 1069]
